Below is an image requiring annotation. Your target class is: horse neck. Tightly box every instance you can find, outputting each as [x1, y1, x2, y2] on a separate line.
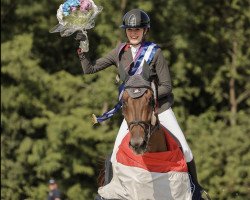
[147, 126, 167, 153]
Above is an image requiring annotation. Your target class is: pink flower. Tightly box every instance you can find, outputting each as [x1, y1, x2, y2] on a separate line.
[80, 0, 92, 12]
[70, 6, 77, 12]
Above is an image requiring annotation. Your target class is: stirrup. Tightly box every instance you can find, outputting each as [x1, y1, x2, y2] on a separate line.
[201, 189, 212, 200]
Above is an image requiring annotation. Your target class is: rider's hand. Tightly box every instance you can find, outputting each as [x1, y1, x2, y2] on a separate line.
[75, 31, 86, 41]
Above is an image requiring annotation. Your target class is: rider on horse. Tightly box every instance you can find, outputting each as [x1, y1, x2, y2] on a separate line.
[76, 8, 209, 199]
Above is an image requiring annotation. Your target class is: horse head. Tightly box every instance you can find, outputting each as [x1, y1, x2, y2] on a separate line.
[121, 73, 160, 154]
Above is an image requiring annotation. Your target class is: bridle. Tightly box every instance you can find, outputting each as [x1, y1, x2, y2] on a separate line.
[123, 86, 159, 142]
[127, 119, 159, 145]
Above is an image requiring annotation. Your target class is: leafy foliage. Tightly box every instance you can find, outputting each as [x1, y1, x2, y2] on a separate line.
[1, 0, 249, 199]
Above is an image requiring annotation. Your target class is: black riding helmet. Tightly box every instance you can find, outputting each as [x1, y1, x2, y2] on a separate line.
[120, 9, 150, 29]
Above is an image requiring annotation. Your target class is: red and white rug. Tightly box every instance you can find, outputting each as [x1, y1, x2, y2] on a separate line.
[98, 128, 192, 200]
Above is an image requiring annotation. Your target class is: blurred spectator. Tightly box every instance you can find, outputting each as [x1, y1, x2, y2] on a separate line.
[47, 178, 61, 200]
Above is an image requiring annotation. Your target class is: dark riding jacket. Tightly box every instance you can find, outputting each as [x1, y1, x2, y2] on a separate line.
[78, 42, 174, 113]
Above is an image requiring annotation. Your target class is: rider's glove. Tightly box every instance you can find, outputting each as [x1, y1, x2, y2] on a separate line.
[75, 31, 89, 53]
[75, 31, 87, 41]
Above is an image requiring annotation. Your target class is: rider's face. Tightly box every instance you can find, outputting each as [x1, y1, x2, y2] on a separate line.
[126, 28, 146, 45]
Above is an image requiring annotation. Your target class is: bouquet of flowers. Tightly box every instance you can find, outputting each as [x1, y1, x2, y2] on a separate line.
[50, 0, 102, 52]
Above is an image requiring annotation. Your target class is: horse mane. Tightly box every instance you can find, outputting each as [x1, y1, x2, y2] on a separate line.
[97, 168, 105, 187]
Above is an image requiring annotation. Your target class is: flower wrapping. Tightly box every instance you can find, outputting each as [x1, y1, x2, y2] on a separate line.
[50, 0, 102, 52]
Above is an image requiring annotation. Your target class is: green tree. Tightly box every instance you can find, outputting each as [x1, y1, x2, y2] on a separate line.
[1, 0, 250, 199]
[1, 33, 117, 199]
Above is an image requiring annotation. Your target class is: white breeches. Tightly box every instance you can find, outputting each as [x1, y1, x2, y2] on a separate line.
[111, 107, 193, 163]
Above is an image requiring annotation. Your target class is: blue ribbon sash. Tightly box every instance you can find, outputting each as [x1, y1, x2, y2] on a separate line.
[93, 42, 159, 124]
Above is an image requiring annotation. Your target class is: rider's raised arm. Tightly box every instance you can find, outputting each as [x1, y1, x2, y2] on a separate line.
[152, 48, 172, 99]
[78, 45, 119, 74]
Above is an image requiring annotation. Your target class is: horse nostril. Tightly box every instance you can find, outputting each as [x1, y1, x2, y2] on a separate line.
[129, 137, 143, 148]
[129, 141, 137, 149]
[129, 138, 147, 155]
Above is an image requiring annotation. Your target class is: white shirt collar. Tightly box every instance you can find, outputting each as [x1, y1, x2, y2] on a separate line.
[130, 45, 140, 59]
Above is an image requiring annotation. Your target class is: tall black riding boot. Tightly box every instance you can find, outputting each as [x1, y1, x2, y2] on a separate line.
[187, 159, 211, 200]
[187, 159, 199, 184]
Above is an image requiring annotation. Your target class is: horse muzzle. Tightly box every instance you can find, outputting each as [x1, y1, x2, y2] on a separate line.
[129, 134, 147, 155]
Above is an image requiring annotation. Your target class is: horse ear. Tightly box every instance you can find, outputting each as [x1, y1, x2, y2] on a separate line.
[141, 61, 150, 80]
[118, 64, 129, 82]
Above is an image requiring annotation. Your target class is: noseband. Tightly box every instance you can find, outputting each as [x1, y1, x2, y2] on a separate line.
[127, 119, 159, 144]
[127, 120, 151, 134]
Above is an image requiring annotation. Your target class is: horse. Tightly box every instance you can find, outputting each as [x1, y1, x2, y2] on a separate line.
[95, 66, 196, 199]
[121, 75, 167, 155]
